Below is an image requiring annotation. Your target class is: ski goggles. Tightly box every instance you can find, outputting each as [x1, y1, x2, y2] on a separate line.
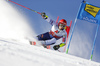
[59, 24, 66, 28]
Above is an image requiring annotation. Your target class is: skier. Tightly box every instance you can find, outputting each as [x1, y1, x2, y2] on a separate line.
[31, 12, 67, 50]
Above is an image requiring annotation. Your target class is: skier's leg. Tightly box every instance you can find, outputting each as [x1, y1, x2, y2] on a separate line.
[35, 38, 56, 48]
[30, 36, 45, 46]
[45, 38, 56, 45]
[31, 32, 54, 47]
[36, 38, 56, 45]
[37, 32, 51, 40]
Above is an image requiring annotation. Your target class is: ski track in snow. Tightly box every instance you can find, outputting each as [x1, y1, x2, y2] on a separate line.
[0, 38, 100, 66]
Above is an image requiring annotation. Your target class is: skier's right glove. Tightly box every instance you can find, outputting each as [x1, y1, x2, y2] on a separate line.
[53, 45, 60, 50]
[41, 12, 48, 19]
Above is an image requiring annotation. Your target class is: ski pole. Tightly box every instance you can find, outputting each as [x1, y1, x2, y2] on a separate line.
[90, 24, 99, 60]
[7, 0, 41, 14]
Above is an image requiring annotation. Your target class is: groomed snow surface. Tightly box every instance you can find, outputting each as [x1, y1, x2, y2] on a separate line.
[0, 0, 100, 66]
[0, 38, 100, 66]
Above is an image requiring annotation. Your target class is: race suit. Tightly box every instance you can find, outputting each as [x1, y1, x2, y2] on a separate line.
[37, 17, 67, 46]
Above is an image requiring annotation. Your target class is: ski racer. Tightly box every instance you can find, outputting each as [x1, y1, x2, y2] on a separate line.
[32, 12, 67, 50]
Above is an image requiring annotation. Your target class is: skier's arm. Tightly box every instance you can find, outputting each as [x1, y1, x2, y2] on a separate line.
[59, 34, 67, 47]
[41, 12, 56, 26]
[53, 34, 67, 50]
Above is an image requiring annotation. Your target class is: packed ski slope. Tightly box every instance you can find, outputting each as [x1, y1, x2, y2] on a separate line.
[0, 38, 100, 66]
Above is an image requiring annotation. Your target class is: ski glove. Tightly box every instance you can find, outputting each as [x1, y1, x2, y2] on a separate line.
[53, 45, 60, 50]
[41, 12, 48, 19]
[59, 43, 66, 47]
[53, 43, 66, 50]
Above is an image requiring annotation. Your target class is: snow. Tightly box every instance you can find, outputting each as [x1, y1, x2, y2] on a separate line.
[0, 38, 100, 66]
[0, 0, 35, 44]
[0, 0, 100, 66]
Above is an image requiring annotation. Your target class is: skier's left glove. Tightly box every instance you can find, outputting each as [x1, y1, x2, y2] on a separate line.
[53, 43, 65, 50]
[41, 12, 48, 19]
[59, 43, 66, 47]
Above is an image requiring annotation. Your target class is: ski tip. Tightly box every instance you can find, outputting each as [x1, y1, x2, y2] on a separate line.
[30, 41, 36, 45]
